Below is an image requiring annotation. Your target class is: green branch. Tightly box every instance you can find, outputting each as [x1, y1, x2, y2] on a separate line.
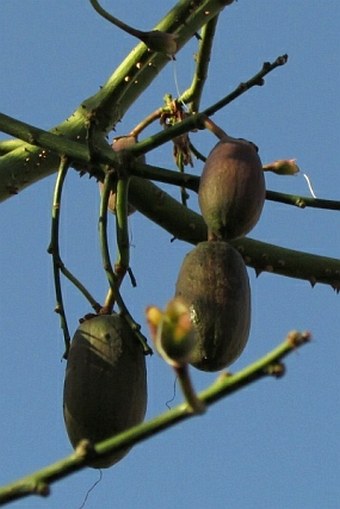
[0, 52, 287, 200]
[0, 0, 234, 198]
[266, 190, 340, 210]
[98, 171, 151, 353]
[179, 15, 220, 112]
[47, 158, 72, 357]
[127, 177, 340, 290]
[0, 330, 310, 506]
[1, 110, 339, 288]
[48, 158, 102, 357]
[129, 54, 289, 157]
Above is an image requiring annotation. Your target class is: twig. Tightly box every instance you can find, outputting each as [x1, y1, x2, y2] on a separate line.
[266, 190, 340, 210]
[47, 157, 71, 357]
[204, 54, 289, 117]
[129, 55, 289, 157]
[131, 161, 340, 215]
[89, 0, 178, 56]
[98, 169, 123, 313]
[0, 330, 310, 506]
[47, 157, 101, 358]
[179, 15, 220, 112]
[101, 174, 131, 313]
[98, 171, 151, 353]
[174, 364, 205, 414]
[129, 108, 163, 138]
[114, 177, 131, 280]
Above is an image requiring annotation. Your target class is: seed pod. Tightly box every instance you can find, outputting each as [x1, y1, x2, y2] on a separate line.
[175, 241, 250, 372]
[63, 314, 147, 468]
[198, 136, 266, 240]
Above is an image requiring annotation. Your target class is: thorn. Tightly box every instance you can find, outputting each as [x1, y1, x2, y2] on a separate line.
[309, 276, 317, 288]
[254, 267, 263, 278]
[265, 362, 286, 379]
[331, 281, 340, 293]
[33, 481, 50, 497]
[6, 185, 18, 195]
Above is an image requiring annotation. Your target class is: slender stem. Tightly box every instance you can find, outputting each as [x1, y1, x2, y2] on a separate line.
[89, 0, 178, 57]
[102, 176, 131, 313]
[48, 158, 102, 357]
[115, 177, 131, 279]
[204, 54, 288, 117]
[90, 0, 145, 39]
[58, 265, 102, 313]
[202, 116, 228, 139]
[129, 108, 163, 138]
[0, 331, 310, 506]
[179, 15, 220, 112]
[266, 190, 340, 210]
[98, 170, 121, 313]
[99, 171, 151, 352]
[174, 365, 205, 414]
[131, 161, 340, 215]
[48, 157, 71, 358]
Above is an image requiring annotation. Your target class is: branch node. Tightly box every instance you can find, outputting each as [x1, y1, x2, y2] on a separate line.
[31, 479, 50, 497]
[287, 330, 312, 348]
[264, 361, 286, 379]
[75, 439, 96, 462]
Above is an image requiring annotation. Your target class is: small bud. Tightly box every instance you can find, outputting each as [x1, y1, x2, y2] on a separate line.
[146, 298, 195, 366]
[263, 159, 300, 175]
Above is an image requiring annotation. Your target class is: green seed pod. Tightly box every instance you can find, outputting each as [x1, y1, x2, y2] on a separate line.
[198, 136, 266, 240]
[175, 241, 251, 372]
[63, 314, 147, 468]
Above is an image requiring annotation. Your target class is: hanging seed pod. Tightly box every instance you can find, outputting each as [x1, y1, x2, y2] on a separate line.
[63, 314, 147, 468]
[198, 136, 266, 240]
[175, 241, 251, 372]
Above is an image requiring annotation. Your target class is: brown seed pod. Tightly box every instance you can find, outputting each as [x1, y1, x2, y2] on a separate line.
[63, 314, 147, 468]
[175, 241, 251, 372]
[198, 136, 266, 240]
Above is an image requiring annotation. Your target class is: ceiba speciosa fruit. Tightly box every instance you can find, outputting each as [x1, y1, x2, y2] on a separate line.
[198, 136, 266, 240]
[175, 241, 250, 372]
[63, 314, 147, 468]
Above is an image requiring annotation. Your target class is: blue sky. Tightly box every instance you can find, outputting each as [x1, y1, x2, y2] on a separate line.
[1, 1, 340, 508]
